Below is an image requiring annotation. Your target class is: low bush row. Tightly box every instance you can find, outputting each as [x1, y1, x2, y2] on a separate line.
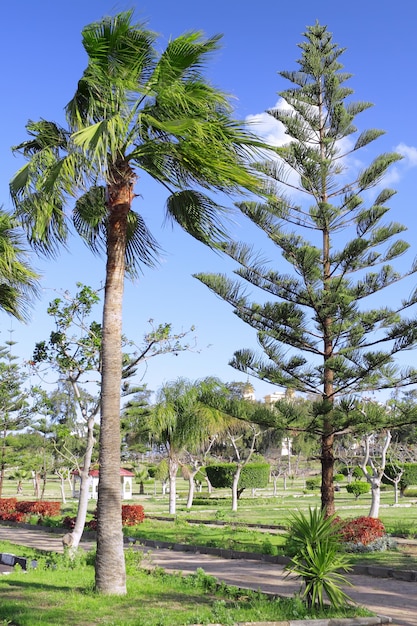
[63, 504, 145, 530]
[0, 499, 145, 529]
[0, 498, 61, 522]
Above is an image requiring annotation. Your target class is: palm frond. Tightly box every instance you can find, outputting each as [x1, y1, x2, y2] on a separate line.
[0, 209, 39, 320]
[74, 188, 160, 275]
[165, 190, 233, 247]
[73, 186, 107, 255]
[125, 210, 161, 275]
[151, 31, 223, 89]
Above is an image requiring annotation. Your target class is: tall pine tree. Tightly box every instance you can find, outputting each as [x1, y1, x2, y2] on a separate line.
[195, 22, 417, 515]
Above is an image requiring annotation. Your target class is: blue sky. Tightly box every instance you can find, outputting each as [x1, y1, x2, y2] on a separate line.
[1, 0, 417, 401]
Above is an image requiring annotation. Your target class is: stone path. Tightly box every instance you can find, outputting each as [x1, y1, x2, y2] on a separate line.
[0, 525, 416, 625]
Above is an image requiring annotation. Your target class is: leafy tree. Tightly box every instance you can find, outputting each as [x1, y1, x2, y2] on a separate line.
[0, 341, 30, 496]
[358, 429, 391, 517]
[121, 385, 152, 459]
[149, 378, 226, 514]
[33, 284, 195, 553]
[32, 286, 103, 552]
[0, 209, 39, 320]
[10, 11, 260, 594]
[384, 461, 417, 499]
[345, 481, 370, 499]
[195, 22, 417, 515]
[217, 425, 261, 512]
[29, 390, 57, 499]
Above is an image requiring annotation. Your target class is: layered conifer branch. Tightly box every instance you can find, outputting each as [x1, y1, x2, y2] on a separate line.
[195, 22, 417, 402]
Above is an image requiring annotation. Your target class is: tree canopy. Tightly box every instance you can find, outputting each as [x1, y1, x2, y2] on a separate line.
[195, 22, 417, 514]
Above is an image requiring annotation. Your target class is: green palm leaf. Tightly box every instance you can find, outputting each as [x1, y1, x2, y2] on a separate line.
[165, 190, 231, 247]
[74, 187, 161, 274]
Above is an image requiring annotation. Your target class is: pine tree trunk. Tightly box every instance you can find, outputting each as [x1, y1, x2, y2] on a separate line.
[322, 216, 336, 516]
[321, 430, 335, 516]
[95, 184, 131, 595]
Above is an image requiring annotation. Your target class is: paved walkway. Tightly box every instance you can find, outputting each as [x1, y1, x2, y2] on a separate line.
[0, 525, 416, 626]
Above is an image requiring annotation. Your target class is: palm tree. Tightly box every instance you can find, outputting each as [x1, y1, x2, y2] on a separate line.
[151, 378, 225, 514]
[10, 11, 261, 594]
[0, 209, 38, 320]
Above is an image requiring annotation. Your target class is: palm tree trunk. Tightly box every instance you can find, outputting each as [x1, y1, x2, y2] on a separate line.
[95, 193, 130, 595]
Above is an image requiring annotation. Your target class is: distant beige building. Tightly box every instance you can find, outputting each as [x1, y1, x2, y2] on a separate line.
[242, 381, 256, 401]
[242, 384, 293, 456]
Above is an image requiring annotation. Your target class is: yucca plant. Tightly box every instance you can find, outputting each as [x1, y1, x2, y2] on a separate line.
[285, 506, 340, 556]
[285, 507, 352, 609]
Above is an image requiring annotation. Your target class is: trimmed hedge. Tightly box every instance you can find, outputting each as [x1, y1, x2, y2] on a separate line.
[305, 477, 321, 490]
[345, 482, 370, 499]
[206, 462, 270, 491]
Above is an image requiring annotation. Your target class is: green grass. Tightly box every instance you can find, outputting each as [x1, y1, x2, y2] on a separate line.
[126, 518, 286, 555]
[0, 542, 372, 626]
[5, 472, 417, 573]
[126, 517, 417, 570]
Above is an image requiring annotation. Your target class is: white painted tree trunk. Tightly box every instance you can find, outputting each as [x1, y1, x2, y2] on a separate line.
[186, 476, 195, 509]
[369, 479, 381, 518]
[168, 457, 178, 515]
[231, 466, 242, 512]
[59, 476, 67, 504]
[360, 430, 391, 519]
[62, 415, 95, 555]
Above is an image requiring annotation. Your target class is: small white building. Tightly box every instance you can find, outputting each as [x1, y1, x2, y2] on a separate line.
[72, 468, 135, 500]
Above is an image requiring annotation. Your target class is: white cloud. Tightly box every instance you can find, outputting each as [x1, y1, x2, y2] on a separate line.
[395, 143, 417, 168]
[245, 99, 290, 147]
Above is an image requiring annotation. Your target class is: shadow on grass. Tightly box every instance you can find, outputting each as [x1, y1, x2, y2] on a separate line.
[0, 578, 74, 592]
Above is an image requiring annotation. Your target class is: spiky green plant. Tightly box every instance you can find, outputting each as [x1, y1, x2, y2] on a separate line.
[285, 507, 352, 609]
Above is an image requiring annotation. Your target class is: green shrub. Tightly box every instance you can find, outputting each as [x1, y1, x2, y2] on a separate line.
[383, 463, 417, 495]
[305, 477, 321, 490]
[205, 462, 270, 491]
[260, 537, 278, 555]
[353, 466, 367, 479]
[333, 473, 344, 483]
[345, 482, 370, 499]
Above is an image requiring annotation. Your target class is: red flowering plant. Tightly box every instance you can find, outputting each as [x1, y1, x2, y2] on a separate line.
[85, 505, 145, 531]
[0, 500, 61, 524]
[121, 504, 145, 526]
[340, 516, 385, 546]
[0, 498, 18, 519]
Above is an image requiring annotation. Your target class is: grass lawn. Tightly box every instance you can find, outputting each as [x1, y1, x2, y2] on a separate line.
[4, 473, 417, 573]
[125, 517, 417, 571]
[0, 542, 372, 626]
